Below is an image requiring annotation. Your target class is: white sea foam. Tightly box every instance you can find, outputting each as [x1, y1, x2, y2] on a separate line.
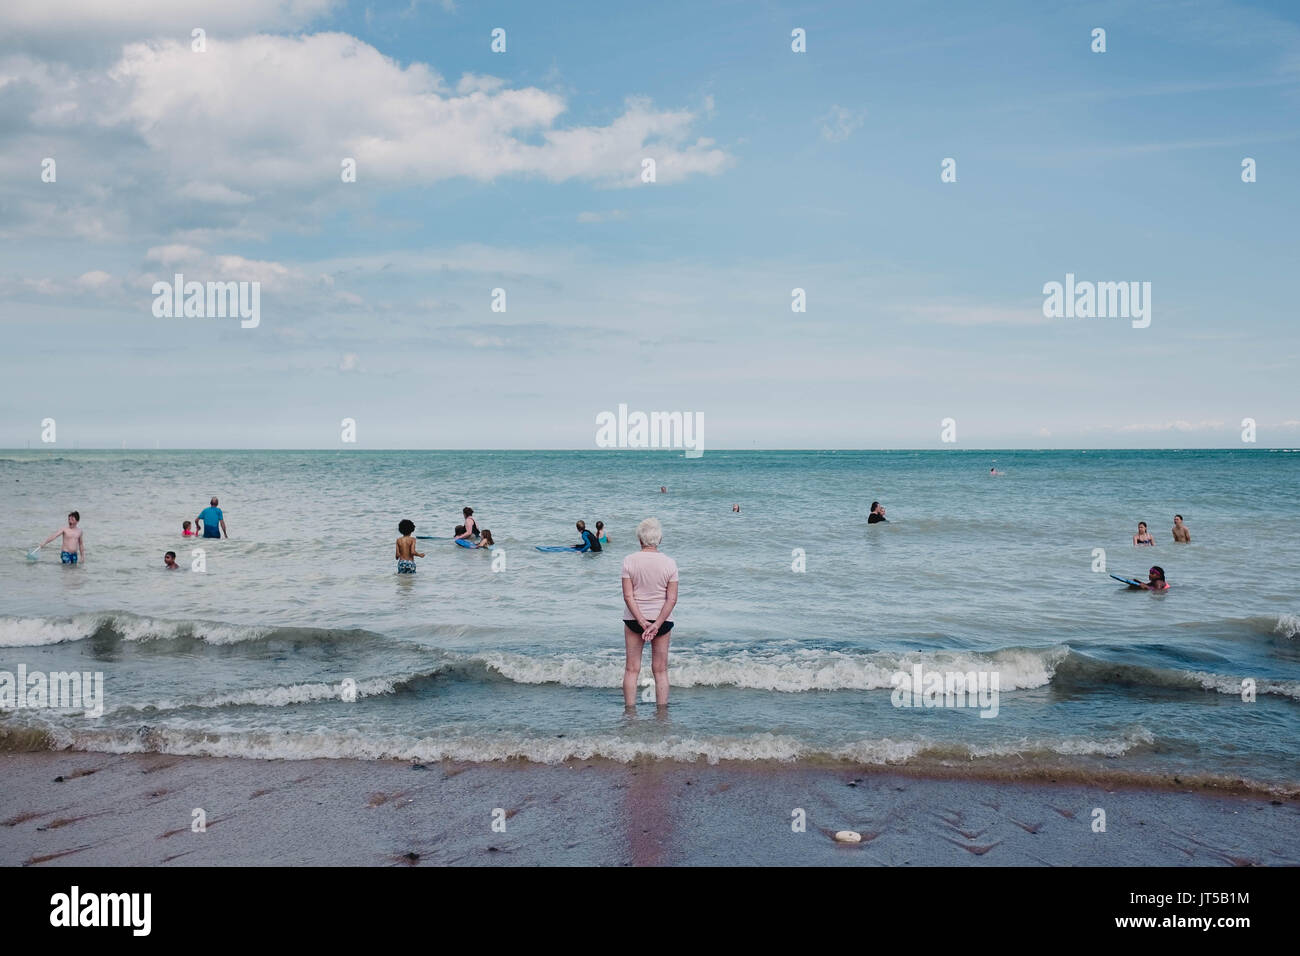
[0, 612, 273, 647]
[35, 725, 1164, 767]
[104, 673, 432, 715]
[1274, 614, 1300, 639]
[469, 645, 1069, 693]
[1184, 669, 1300, 701]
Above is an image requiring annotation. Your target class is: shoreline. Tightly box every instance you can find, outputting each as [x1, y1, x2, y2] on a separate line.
[3, 751, 1296, 866]
[3, 730, 1298, 801]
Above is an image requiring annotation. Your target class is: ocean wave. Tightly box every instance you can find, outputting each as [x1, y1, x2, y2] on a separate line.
[0, 612, 380, 647]
[1275, 614, 1300, 639]
[102, 670, 444, 715]
[1056, 654, 1300, 701]
[464, 645, 1069, 693]
[14, 724, 1158, 768]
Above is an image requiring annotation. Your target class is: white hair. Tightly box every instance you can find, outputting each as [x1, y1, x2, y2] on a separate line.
[636, 517, 663, 548]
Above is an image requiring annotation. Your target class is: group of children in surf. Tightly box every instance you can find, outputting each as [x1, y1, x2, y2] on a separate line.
[393, 507, 611, 572]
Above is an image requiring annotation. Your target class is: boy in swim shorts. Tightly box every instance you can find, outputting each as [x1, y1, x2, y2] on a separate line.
[41, 511, 85, 564]
[396, 519, 424, 574]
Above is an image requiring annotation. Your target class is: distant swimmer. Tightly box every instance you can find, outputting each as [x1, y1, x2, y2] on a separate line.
[1172, 514, 1190, 543]
[40, 511, 85, 564]
[595, 521, 609, 545]
[455, 508, 479, 540]
[163, 551, 180, 570]
[989, 467, 1003, 476]
[1138, 566, 1169, 591]
[196, 497, 227, 539]
[1133, 521, 1154, 546]
[868, 501, 887, 524]
[660, 486, 667, 494]
[732, 504, 741, 513]
[473, 529, 495, 549]
[395, 519, 425, 573]
[573, 520, 602, 552]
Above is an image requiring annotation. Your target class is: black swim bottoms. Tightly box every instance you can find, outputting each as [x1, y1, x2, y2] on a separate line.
[624, 620, 674, 636]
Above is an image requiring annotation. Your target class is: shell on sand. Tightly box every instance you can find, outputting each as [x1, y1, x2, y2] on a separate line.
[834, 830, 862, 843]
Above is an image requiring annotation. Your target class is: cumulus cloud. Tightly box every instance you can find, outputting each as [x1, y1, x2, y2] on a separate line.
[0, 33, 730, 240]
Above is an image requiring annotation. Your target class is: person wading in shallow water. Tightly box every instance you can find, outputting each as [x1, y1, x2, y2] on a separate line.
[196, 497, 228, 539]
[621, 518, 678, 711]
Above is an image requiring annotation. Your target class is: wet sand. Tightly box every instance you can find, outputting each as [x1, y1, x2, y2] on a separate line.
[2, 752, 1296, 866]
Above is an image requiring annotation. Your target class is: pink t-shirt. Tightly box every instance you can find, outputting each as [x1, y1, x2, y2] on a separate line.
[621, 550, 679, 622]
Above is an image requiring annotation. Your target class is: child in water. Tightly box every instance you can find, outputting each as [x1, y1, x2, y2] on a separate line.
[163, 551, 180, 570]
[41, 511, 85, 564]
[473, 529, 495, 549]
[1138, 566, 1168, 591]
[182, 520, 195, 537]
[396, 519, 425, 574]
[595, 521, 609, 545]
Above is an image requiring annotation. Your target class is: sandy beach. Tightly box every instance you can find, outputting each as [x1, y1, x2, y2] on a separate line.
[3, 752, 1296, 866]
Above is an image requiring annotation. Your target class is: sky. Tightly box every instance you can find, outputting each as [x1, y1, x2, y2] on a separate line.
[0, 0, 1297, 449]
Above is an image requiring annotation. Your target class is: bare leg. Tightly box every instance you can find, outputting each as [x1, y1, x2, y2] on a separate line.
[650, 630, 672, 708]
[623, 625, 643, 708]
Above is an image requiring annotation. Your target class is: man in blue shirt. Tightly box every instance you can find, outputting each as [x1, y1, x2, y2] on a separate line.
[196, 497, 228, 539]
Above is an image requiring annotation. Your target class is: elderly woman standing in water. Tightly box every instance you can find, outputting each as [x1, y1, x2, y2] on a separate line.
[621, 518, 679, 710]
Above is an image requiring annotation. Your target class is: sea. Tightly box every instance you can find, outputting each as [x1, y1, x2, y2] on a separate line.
[1, 449, 1297, 791]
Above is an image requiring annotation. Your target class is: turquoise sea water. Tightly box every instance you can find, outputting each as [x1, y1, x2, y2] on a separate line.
[1, 449, 1297, 788]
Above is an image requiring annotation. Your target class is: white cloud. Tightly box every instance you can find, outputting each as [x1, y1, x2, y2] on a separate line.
[820, 105, 864, 143]
[75, 270, 115, 290]
[90, 35, 728, 189]
[0, 33, 731, 242]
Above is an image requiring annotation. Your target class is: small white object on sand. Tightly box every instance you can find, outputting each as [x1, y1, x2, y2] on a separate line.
[834, 830, 862, 843]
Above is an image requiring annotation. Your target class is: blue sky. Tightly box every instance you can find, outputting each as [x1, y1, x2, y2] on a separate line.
[1, 0, 1297, 448]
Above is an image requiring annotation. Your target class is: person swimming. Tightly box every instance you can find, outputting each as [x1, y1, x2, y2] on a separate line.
[1139, 565, 1168, 591]
[1172, 514, 1190, 543]
[868, 501, 887, 524]
[595, 521, 609, 545]
[182, 520, 195, 537]
[473, 529, 495, 549]
[573, 520, 602, 552]
[1133, 521, 1154, 546]
[163, 551, 180, 570]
